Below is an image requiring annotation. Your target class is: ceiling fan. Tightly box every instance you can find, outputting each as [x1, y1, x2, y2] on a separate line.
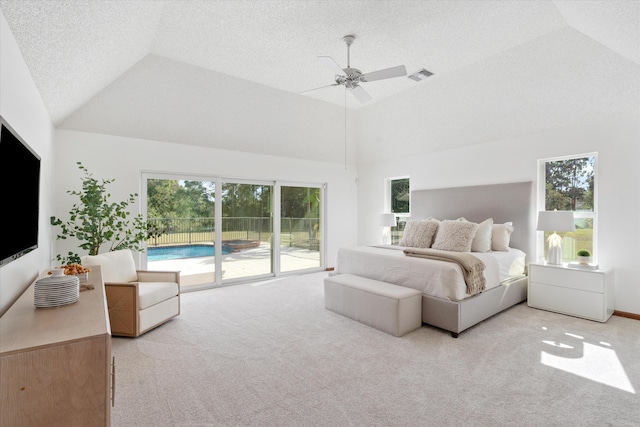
[301, 34, 407, 103]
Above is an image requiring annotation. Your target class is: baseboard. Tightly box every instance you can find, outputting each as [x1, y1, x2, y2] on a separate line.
[613, 310, 640, 321]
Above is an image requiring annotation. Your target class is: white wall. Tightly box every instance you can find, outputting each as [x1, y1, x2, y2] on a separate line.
[0, 11, 55, 316]
[53, 130, 358, 273]
[356, 112, 640, 315]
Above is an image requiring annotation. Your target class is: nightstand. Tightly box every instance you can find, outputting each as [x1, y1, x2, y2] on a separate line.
[528, 263, 614, 322]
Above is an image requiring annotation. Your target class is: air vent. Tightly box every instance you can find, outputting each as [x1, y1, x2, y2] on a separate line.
[408, 69, 433, 81]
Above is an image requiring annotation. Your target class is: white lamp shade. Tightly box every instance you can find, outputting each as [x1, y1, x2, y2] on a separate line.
[380, 213, 396, 227]
[536, 210, 575, 232]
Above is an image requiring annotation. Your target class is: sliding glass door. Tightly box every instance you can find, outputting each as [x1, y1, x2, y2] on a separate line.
[144, 176, 216, 289]
[280, 185, 322, 272]
[220, 181, 273, 281]
[142, 173, 324, 290]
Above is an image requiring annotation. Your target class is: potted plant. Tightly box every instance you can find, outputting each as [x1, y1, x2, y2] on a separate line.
[50, 162, 150, 265]
[577, 250, 591, 265]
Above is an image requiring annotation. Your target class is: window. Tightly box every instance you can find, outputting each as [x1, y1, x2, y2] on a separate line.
[538, 154, 597, 262]
[385, 177, 410, 244]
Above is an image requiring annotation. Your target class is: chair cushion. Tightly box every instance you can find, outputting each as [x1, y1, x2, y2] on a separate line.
[81, 249, 138, 283]
[139, 297, 179, 334]
[137, 282, 179, 310]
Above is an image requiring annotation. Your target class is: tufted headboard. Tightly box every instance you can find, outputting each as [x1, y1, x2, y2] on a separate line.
[410, 181, 535, 262]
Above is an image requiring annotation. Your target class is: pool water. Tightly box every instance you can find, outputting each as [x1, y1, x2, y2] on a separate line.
[148, 244, 233, 261]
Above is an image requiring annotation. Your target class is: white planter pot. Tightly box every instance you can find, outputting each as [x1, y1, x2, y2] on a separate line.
[577, 256, 591, 265]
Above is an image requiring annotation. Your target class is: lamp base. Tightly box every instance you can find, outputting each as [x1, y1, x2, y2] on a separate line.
[547, 246, 563, 265]
[382, 227, 391, 245]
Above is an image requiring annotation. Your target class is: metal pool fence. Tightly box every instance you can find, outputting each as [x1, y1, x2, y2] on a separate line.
[147, 217, 320, 249]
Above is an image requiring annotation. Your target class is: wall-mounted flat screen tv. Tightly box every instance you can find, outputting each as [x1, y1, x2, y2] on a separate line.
[0, 116, 41, 267]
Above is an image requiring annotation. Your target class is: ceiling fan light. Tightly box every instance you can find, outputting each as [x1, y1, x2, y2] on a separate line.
[408, 68, 434, 81]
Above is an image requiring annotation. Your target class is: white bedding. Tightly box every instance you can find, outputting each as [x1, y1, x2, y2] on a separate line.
[334, 245, 526, 302]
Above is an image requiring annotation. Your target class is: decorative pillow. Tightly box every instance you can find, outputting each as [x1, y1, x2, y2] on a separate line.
[399, 219, 439, 248]
[470, 218, 493, 252]
[491, 222, 514, 251]
[432, 220, 479, 252]
[399, 220, 418, 246]
[81, 249, 138, 283]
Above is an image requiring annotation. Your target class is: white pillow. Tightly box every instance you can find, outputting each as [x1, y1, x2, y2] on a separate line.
[471, 218, 493, 252]
[432, 220, 479, 252]
[457, 217, 494, 252]
[492, 222, 514, 251]
[81, 249, 138, 283]
[399, 220, 439, 248]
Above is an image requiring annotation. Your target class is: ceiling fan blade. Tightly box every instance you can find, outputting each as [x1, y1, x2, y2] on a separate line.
[348, 85, 372, 103]
[361, 65, 407, 82]
[318, 56, 346, 76]
[300, 83, 340, 95]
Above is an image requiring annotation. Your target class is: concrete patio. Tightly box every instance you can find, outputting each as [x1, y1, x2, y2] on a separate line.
[147, 243, 322, 289]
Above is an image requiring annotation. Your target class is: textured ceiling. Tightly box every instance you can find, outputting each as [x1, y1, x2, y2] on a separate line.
[1, 0, 638, 127]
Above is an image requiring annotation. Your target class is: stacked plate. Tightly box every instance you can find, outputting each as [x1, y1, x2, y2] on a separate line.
[34, 275, 80, 308]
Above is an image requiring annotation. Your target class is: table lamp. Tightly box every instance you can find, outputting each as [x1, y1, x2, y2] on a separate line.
[380, 213, 396, 245]
[536, 210, 575, 265]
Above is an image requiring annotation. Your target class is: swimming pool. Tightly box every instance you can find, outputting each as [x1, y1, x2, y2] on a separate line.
[147, 244, 233, 261]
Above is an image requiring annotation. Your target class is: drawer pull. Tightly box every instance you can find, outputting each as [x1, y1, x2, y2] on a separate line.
[111, 356, 116, 407]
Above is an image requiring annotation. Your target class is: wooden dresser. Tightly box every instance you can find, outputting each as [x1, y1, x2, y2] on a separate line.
[0, 266, 113, 426]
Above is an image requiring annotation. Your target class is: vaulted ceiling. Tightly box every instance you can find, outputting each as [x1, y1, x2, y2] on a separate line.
[1, 0, 638, 162]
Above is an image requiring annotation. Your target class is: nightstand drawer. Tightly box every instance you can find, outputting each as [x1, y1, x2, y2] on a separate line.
[529, 282, 605, 321]
[530, 265, 604, 293]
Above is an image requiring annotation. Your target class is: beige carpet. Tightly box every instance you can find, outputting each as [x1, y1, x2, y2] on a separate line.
[111, 271, 640, 426]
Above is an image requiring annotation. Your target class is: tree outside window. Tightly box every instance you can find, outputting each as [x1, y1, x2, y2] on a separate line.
[391, 178, 410, 215]
[540, 154, 597, 262]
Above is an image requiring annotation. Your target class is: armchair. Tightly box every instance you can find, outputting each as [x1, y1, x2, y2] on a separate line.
[81, 249, 180, 337]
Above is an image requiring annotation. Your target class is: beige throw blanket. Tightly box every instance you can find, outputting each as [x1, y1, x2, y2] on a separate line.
[403, 248, 486, 295]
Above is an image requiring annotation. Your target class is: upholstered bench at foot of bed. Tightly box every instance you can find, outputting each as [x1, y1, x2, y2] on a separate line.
[324, 274, 422, 337]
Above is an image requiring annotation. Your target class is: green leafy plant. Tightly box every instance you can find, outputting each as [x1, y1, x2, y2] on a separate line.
[577, 250, 591, 257]
[50, 162, 148, 265]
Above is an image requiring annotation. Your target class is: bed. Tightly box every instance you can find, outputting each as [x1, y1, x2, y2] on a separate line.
[333, 181, 535, 337]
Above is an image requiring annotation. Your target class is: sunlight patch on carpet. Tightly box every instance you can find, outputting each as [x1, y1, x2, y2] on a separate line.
[540, 331, 635, 394]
